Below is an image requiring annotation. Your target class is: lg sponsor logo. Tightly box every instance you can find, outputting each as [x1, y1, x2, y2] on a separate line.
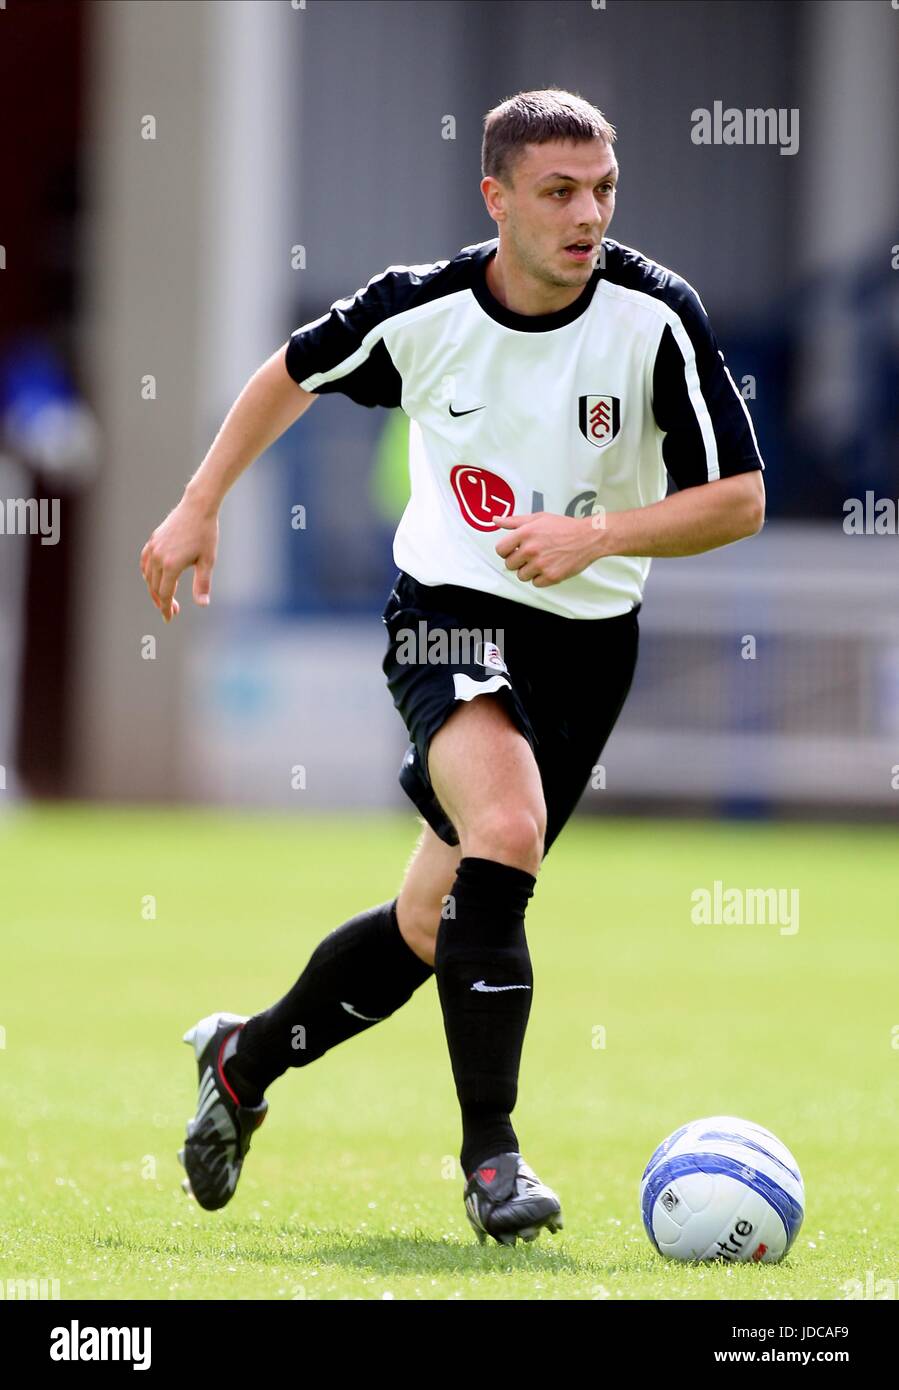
[450, 464, 606, 533]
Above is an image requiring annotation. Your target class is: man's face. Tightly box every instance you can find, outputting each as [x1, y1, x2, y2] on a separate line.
[482, 138, 618, 289]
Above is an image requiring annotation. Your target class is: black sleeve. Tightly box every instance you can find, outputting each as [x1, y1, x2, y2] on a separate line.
[284, 267, 407, 409]
[651, 284, 764, 489]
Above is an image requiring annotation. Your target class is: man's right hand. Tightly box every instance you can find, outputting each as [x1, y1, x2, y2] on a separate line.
[140, 493, 220, 623]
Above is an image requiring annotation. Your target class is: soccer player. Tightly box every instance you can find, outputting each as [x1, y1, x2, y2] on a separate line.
[140, 89, 765, 1246]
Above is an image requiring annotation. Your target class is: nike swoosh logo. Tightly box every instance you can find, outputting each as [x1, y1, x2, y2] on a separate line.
[448, 404, 486, 417]
[470, 979, 532, 993]
[341, 1001, 385, 1021]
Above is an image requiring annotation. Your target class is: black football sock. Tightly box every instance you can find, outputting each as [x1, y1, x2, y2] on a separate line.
[225, 899, 433, 1103]
[434, 855, 536, 1177]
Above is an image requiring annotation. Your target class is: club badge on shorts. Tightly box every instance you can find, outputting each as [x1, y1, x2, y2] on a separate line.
[579, 394, 621, 450]
[476, 641, 508, 674]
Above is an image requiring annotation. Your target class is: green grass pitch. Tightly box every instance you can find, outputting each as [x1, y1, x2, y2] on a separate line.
[1, 805, 896, 1300]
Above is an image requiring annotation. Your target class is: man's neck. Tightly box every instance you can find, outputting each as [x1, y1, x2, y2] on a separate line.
[485, 246, 590, 317]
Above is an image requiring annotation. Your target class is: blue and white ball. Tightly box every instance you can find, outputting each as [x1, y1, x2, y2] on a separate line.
[640, 1116, 804, 1263]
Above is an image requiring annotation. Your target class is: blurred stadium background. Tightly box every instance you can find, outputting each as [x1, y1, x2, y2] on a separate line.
[3, 0, 899, 1310]
[2, 0, 898, 823]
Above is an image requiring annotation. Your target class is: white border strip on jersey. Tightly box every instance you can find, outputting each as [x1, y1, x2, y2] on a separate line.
[295, 262, 471, 394]
[720, 353, 765, 469]
[597, 279, 765, 484]
[664, 312, 720, 482]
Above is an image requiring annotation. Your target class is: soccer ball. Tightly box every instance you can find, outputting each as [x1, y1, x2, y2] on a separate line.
[640, 1115, 804, 1263]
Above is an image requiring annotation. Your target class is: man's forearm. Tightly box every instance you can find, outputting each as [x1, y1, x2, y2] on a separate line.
[591, 472, 765, 560]
[185, 344, 316, 513]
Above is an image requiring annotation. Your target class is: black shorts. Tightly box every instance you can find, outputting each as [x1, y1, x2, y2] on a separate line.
[380, 570, 640, 856]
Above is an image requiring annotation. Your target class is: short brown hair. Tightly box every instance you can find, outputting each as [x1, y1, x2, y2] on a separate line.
[482, 88, 616, 185]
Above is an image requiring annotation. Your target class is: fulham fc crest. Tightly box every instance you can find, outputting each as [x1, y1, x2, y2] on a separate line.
[579, 395, 621, 450]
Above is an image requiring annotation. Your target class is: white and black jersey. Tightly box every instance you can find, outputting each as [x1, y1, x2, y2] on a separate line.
[286, 237, 764, 620]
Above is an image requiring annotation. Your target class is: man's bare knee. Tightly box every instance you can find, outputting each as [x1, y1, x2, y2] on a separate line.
[462, 807, 545, 876]
[397, 874, 451, 943]
[428, 696, 546, 875]
[396, 823, 461, 966]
